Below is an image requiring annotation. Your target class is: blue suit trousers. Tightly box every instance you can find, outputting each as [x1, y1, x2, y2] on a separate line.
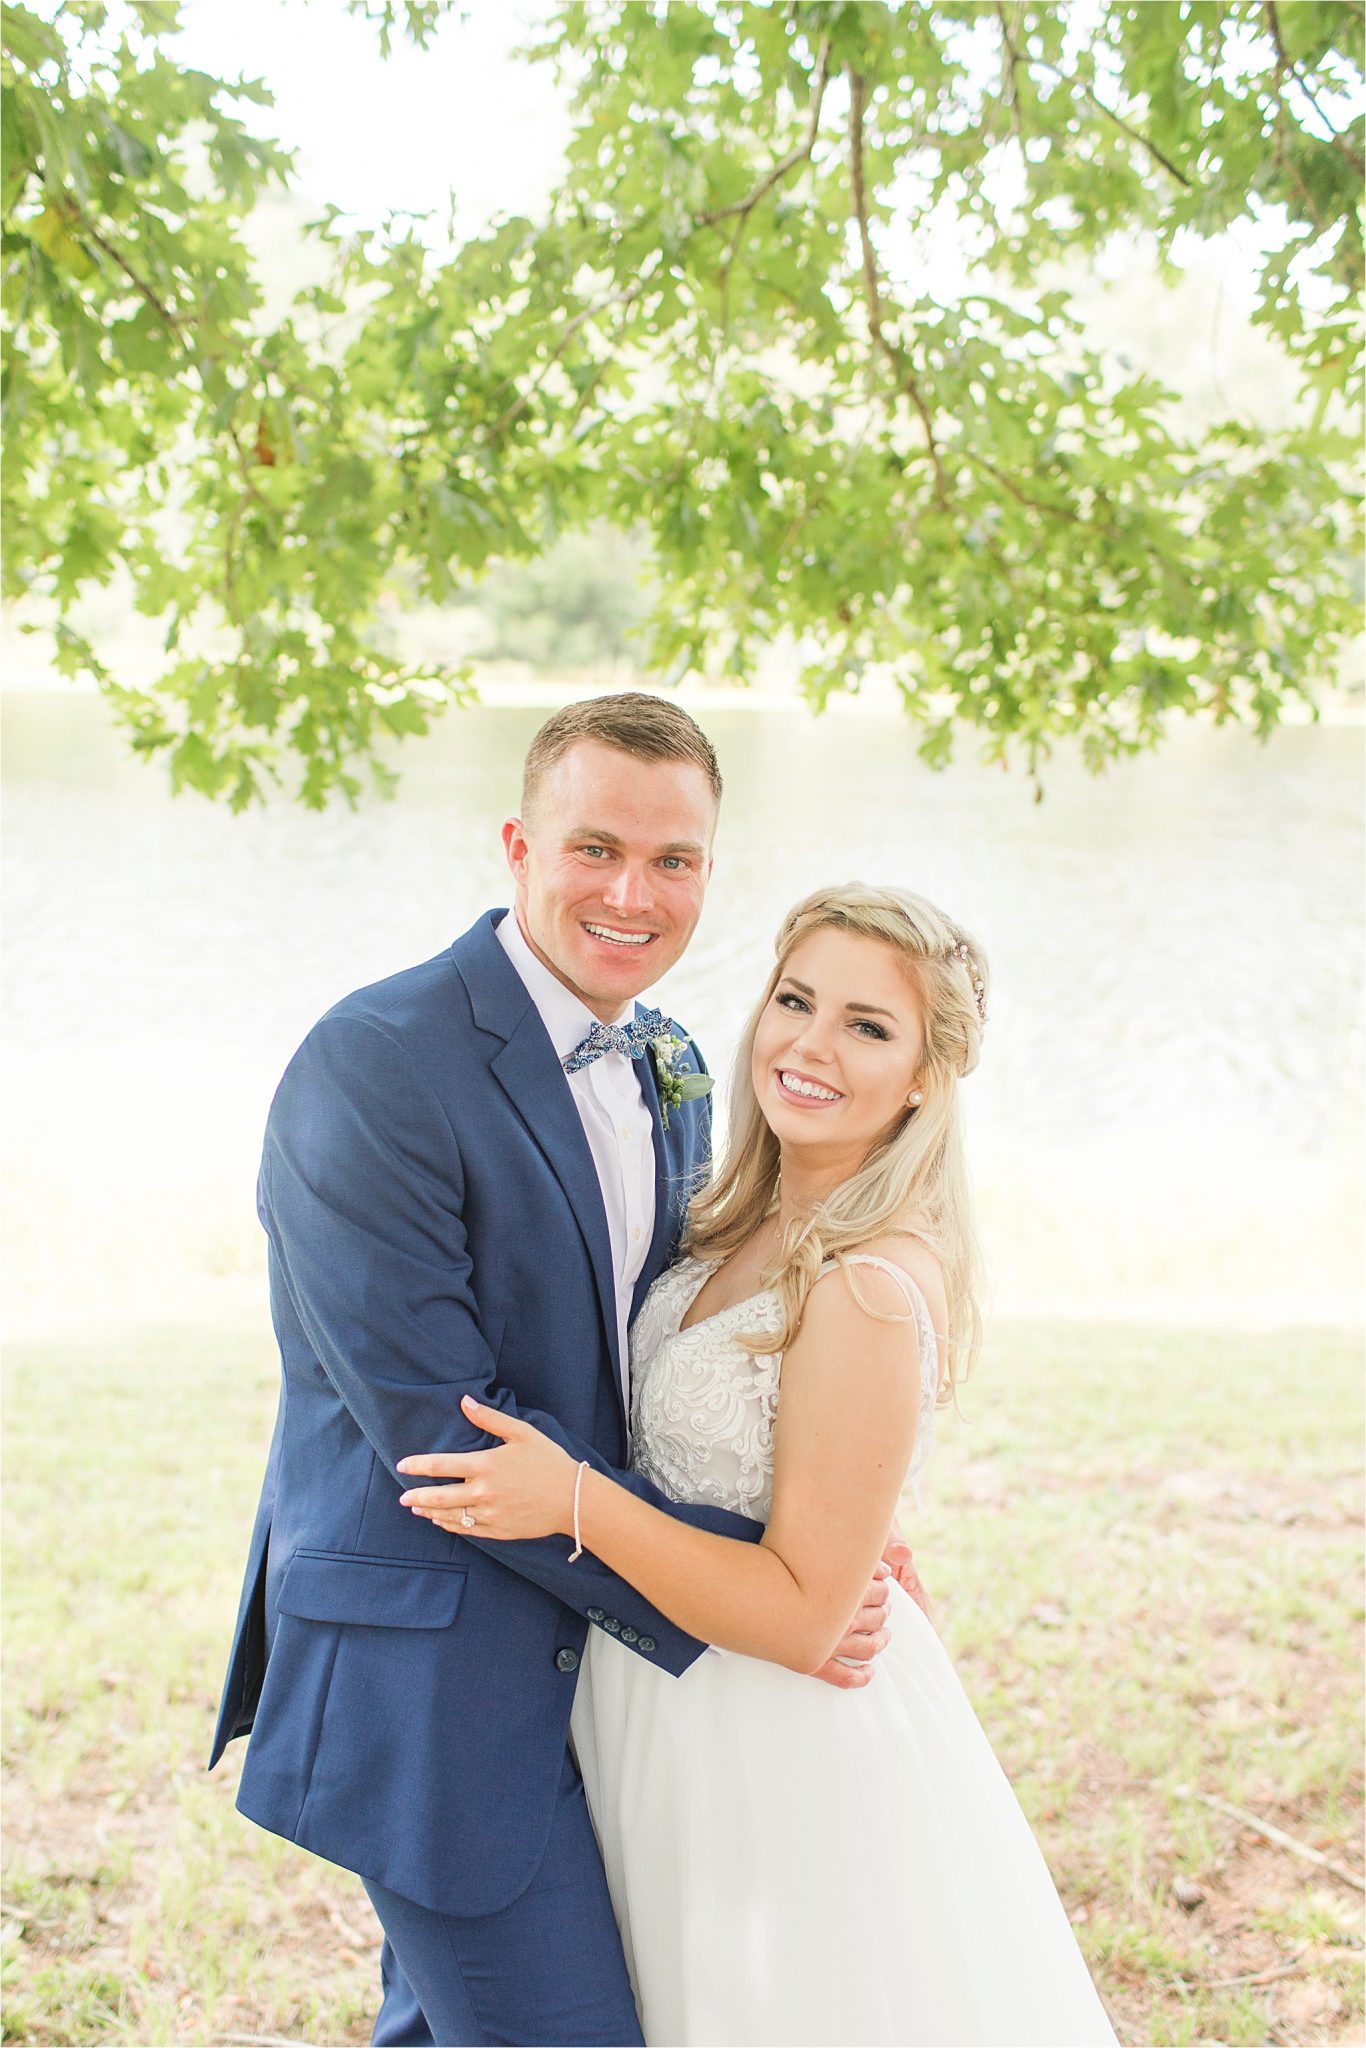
[366, 1748, 643, 2047]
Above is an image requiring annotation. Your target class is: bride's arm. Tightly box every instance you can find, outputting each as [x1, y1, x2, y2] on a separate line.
[576, 1262, 924, 1668]
[400, 1258, 928, 1672]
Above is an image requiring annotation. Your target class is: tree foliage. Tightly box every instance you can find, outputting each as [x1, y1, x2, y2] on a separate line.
[3, 0, 1362, 804]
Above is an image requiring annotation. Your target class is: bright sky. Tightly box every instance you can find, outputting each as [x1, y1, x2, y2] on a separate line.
[172, 0, 570, 238]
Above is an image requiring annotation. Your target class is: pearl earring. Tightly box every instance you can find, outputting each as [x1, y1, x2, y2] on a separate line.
[908, 1091, 922, 1107]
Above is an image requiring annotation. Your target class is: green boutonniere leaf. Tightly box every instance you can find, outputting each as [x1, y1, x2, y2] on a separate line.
[652, 1034, 715, 1130]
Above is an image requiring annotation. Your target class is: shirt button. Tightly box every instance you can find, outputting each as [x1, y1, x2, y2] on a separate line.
[631, 1227, 641, 1242]
[621, 1125, 632, 1139]
[555, 1648, 580, 1673]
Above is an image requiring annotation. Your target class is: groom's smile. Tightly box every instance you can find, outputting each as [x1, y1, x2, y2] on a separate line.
[583, 921, 657, 948]
[502, 737, 717, 1022]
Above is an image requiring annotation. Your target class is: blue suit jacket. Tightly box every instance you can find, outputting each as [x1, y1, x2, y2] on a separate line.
[211, 909, 762, 1918]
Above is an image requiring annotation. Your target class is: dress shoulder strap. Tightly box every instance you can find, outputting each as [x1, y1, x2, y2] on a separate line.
[816, 1254, 943, 1394]
[818, 1251, 922, 1314]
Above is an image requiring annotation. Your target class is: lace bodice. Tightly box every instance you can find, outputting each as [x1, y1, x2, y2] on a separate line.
[629, 1255, 940, 1522]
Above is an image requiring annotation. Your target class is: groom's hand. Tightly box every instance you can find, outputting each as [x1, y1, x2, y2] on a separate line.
[882, 1531, 933, 1622]
[809, 1533, 934, 1690]
[809, 1563, 893, 1690]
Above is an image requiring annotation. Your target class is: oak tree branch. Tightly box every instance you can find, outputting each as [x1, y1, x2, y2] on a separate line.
[697, 39, 833, 230]
[847, 68, 950, 509]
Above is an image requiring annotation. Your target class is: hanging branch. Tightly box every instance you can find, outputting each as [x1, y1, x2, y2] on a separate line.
[1264, 1, 1365, 178]
[698, 39, 833, 230]
[847, 67, 950, 509]
[1026, 54, 1195, 189]
[484, 273, 653, 442]
[72, 209, 192, 347]
[961, 448, 1091, 527]
[994, 0, 1028, 147]
[486, 30, 834, 453]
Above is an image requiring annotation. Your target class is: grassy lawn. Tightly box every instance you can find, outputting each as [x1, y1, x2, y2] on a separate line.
[3, 1312, 1362, 2046]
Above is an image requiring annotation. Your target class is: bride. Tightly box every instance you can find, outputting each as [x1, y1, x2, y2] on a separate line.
[400, 883, 1118, 2047]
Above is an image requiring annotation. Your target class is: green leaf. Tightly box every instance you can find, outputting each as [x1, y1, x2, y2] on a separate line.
[0, 3, 65, 73]
[28, 203, 95, 276]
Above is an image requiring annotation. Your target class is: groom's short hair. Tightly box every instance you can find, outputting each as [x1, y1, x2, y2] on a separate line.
[522, 693, 723, 817]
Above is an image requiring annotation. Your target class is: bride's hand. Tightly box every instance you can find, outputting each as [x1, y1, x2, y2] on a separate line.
[398, 1397, 578, 1542]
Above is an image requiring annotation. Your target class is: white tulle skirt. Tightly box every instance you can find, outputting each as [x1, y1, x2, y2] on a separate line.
[570, 1581, 1118, 2047]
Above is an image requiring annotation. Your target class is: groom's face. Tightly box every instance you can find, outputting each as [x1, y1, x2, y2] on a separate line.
[503, 739, 717, 1022]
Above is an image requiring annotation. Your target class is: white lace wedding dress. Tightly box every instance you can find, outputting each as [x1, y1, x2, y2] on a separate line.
[570, 1256, 1119, 2047]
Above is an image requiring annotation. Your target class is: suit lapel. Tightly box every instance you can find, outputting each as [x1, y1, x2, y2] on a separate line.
[633, 1042, 684, 1321]
[453, 914, 625, 1415]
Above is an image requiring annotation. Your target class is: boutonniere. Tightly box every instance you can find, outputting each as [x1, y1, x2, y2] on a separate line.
[651, 1032, 715, 1130]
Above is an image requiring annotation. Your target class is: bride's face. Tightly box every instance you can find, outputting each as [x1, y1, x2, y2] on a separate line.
[752, 927, 926, 1165]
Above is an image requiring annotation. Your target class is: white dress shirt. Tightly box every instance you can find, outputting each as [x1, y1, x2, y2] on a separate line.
[497, 910, 656, 1417]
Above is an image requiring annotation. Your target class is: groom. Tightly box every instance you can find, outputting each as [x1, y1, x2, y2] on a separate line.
[211, 694, 919, 2047]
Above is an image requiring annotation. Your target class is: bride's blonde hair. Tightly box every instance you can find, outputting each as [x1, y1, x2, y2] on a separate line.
[684, 883, 988, 1400]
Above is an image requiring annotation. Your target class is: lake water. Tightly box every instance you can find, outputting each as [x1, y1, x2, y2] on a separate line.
[4, 689, 1362, 1328]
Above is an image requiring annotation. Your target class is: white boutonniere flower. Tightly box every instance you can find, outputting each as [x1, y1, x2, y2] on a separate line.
[651, 1031, 714, 1130]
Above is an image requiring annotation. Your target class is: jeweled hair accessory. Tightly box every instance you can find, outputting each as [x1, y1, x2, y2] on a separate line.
[950, 940, 987, 1024]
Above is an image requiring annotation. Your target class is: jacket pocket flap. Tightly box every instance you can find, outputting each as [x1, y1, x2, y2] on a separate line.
[277, 1550, 468, 1629]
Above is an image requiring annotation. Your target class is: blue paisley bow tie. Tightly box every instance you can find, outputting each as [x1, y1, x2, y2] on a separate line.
[563, 1007, 669, 1075]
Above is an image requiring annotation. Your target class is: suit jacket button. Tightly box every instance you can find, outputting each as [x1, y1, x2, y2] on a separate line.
[603, 1616, 621, 1634]
[620, 1626, 639, 1644]
[638, 1635, 656, 1653]
[555, 1648, 580, 1673]
[587, 1607, 605, 1623]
